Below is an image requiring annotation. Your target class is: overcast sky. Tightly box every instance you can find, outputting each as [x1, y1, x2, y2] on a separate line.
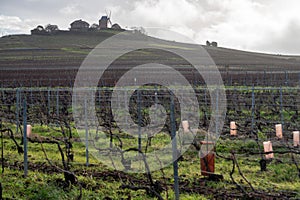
[1, 0, 300, 55]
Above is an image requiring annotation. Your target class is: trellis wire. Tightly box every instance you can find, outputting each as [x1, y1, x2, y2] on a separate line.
[0, 86, 299, 136]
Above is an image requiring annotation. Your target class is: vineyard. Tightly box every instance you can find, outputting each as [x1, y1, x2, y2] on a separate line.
[0, 84, 299, 199]
[0, 32, 300, 199]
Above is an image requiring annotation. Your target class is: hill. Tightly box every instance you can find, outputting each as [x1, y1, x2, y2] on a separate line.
[0, 31, 299, 87]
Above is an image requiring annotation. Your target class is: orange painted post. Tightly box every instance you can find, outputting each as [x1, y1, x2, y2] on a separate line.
[293, 131, 300, 147]
[230, 121, 237, 136]
[275, 124, 283, 139]
[263, 141, 274, 159]
[200, 141, 215, 176]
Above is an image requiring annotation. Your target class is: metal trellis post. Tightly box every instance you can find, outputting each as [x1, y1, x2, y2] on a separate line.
[170, 95, 179, 200]
[279, 87, 284, 133]
[251, 86, 255, 135]
[137, 90, 142, 151]
[84, 97, 89, 167]
[23, 99, 28, 177]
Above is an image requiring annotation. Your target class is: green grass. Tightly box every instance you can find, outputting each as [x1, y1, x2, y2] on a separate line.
[0, 124, 299, 199]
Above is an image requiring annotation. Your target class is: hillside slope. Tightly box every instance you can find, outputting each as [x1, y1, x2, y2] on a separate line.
[0, 31, 299, 87]
[1, 31, 300, 70]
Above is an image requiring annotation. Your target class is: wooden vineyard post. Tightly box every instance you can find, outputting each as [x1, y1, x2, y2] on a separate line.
[230, 121, 237, 136]
[263, 141, 274, 159]
[275, 124, 283, 139]
[293, 131, 300, 147]
[200, 141, 215, 176]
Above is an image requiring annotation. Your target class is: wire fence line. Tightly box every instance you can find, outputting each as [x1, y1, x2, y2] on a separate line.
[0, 86, 299, 138]
[0, 85, 299, 178]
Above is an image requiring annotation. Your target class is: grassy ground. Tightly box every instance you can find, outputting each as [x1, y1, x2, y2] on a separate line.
[0, 124, 299, 199]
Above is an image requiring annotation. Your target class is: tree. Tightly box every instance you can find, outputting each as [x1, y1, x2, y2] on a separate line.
[89, 23, 99, 31]
[36, 25, 44, 31]
[132, 26, 147, 35]
[31, 25, 46, 35]
[45, 24, 59, 33]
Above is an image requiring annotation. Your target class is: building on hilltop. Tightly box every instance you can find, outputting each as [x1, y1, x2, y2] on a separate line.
[99, 16, 110, 29]
[211, 41, 218, 47]
[31, 15, 123, 35]
[70, 19, 90, 31]
[111, 23, 122, 30]
[206, 40, 218, 47]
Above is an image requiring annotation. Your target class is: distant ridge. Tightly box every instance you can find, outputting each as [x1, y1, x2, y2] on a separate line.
[0, 31, 300, 71]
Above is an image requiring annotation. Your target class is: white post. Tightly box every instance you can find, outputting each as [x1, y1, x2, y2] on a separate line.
[230, 121, 237, 136]
[293, 131, 300, 147]
[182, 120, 189, 133]
[275, 124, 283, 139]
[26, 125, 32, 137]
[263, 141, 274, 159]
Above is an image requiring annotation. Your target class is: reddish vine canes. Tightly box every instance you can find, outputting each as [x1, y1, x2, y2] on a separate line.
[0, 118, 84, 199]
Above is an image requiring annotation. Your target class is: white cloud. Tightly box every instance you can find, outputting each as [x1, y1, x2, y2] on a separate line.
[97, 0, 300, 54]
[0, 15, 38, 35]
[1, 0, 300, 54]
[60, 4, 80, 16]
[258, 20, 300, 55]
[108, 0, 230, 43]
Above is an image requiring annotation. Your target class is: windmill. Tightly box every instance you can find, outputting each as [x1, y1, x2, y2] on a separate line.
[106, 10, 112, 27]
[99, 10, 112, 29]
